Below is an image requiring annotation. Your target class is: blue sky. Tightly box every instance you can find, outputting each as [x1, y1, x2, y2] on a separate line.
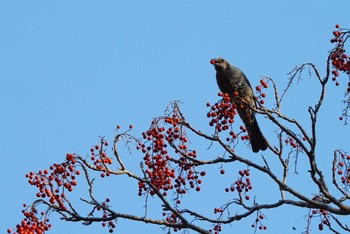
[1, 1, 350, 233]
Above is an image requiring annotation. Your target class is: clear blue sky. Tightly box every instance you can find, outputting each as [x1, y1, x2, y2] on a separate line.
[1, 1, 349, 233]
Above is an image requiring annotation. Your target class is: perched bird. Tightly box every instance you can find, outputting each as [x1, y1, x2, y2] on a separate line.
[210, 58, 268, 153]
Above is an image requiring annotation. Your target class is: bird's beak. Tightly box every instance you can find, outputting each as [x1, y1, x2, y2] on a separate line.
[210, 59, 217, 65]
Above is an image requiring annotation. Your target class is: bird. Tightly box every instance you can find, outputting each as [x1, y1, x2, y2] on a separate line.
[210, 57, 268, 153]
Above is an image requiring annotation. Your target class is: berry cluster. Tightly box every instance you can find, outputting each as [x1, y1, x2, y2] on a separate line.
[137, 114, 205, 200]
[88, 139, 112, 178]
[330, 24, 350, 86]
[9, 139, 114, 234]
[99, 198, 117, 233]
[284, 136, 299, 149]
[206, 92, 260, 146]
[209, 224, 222, 234]
[251, 210, 267, 231]
[310, 208, 330, 230]
[213, 207, 223, 214]
[255, 79, 269, 105]
[238, 125, 250, 142]
[162, 211, 183, 232]
[206, 93, 236, 132]
[334, 150, 350, 191]
[138, 121, 176, 196]
[206, 93, 247, 146]
[25, 153, 80, 211]
[224, 169, 253, 201]
[330, 24, 350, 122]
[209, 208, 224, 233]
[307, 195, 331, 231]
[8, 204, 51, 234]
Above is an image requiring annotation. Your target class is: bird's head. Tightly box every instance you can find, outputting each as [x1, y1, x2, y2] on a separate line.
[210, 58, 229, 71]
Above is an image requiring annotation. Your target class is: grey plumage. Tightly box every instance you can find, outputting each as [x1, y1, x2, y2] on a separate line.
[210, 58, 268, 153]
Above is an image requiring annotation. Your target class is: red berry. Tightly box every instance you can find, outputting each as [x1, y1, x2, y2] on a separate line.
[220, 169, 225, 174]
[260, 80, 268, 88]
[319, 223, 323, 230]
[332, 70, 339, 77]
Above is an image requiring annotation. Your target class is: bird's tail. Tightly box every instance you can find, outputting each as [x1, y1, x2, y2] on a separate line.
[246, 116, 268, 153]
